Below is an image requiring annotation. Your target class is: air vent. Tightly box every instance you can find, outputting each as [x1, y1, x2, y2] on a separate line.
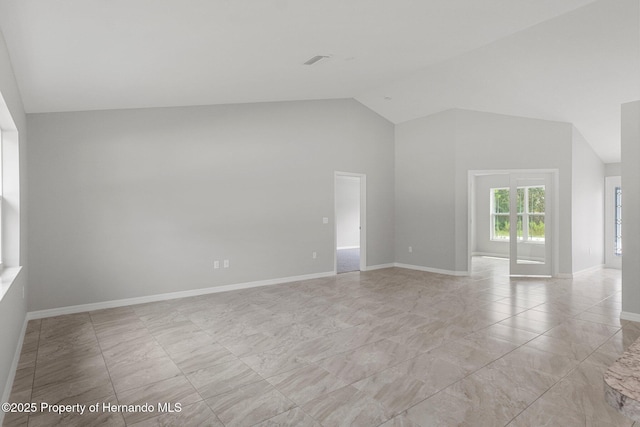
[304, 55, 329, 65]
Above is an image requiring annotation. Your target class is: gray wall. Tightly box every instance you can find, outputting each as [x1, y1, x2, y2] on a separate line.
[395, 110, 456, 270]
[605, 162, 621, 177]
[0, 29, 28, 413]
[622, 101, 640, 318]
[395, 108, 574, 275]
[454, 109, 574, 274]
[27, 99, 395, 311]
[571, 127, 605, 272]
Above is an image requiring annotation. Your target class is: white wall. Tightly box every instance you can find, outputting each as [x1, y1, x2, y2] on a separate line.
[0, 29, 28, 418]
[571, 127, 605, 273]
[27, 99, 395, 311]
[622, 101, 640, 319]
[335, 176, 360, 249]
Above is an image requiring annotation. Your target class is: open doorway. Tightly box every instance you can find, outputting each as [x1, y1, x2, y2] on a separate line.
[604, 176, 622, 269]
[468, 169, 558, 277]
[335, 172, 366, 273]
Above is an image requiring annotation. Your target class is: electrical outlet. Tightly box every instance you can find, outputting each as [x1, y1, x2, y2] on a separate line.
[224, 259, 229, 268]
[408, 246, 413, 253]
[312, 251, 317, 259]
[214, 260, 219, 269]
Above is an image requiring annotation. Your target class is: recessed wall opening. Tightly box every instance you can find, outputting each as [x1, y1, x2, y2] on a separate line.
[469, 169, 557, 277]
[335, 172, 366, 273]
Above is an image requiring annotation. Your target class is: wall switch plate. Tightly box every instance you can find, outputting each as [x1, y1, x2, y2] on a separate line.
[408, 246, 413, 253]
[312, 251, 317, 259]
[214, 260, 219, 269]
[323, 217, 329, 224]
[223, 259, 229, 268]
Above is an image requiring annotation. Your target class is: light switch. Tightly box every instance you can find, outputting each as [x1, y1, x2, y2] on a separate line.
[323, 217, 329, 224]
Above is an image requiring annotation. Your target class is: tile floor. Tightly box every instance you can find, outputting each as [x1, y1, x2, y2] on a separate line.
[3, 257, 640, 426]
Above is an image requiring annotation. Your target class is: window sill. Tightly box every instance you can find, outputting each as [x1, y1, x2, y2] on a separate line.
[490, 239, 546, 245]
[0, 266, 23, 302]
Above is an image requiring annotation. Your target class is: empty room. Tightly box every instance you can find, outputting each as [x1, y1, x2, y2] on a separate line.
[1, 0, 640, 426]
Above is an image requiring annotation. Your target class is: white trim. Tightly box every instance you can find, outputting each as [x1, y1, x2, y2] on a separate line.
[394, 263, 468, 276]
[621, 311, 640, 323]
[337, 246, 360, 250]
[472, 252, 509, 259]
[572, 264, 604, 276]
[468, 169, 560, 277]
[0, 266, 22, 303]
[334, 171, 367, 274]
[27, 271, 335, 320]
[555, 273, 574, 279]
[605, 176, 622, 269]
[362, 263, 395, 271]
[1, 315, 28, 418]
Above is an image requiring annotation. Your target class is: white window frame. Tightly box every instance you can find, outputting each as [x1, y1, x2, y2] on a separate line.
[490, 186, 545, 243]
[615, 186, 622, 256]
[490, 187, 510, 241]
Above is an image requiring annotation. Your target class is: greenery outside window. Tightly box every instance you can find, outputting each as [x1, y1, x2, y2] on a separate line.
[491, 186, 545, 242]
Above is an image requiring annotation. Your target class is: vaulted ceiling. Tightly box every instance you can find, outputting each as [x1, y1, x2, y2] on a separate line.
[0, 0, 637, 162]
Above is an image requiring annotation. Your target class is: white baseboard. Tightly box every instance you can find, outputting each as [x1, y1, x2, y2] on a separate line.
[362, 263, 395, 271]
[27, 271, 335, 320]
[1, 315, 28, 420]
[394, 263, 468, 276]
[556, 265, 604, 279]
[621, 312, 640, 323]
[472, 252, 508, 259]
[572, 264, 604, 276]
[337, 246, 360, 250]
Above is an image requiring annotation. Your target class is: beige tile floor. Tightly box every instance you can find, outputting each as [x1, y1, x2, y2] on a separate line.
[3, 257, 640, 426]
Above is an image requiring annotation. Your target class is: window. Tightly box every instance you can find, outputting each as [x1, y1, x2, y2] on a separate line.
[491, 186, 545, 242]
[615, 186, 622, 256]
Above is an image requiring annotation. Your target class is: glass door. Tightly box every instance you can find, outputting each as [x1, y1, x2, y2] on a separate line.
[509, 172, 553, 276]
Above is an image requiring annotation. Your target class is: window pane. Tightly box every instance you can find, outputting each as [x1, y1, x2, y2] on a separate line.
[493, 189, 509, 214]
[517, 214, 523, 240]
[528, 186, 545, 214]
[493, 215, 509, 239]
[529, 214, 545, 241]
[517, 188, 525, 214]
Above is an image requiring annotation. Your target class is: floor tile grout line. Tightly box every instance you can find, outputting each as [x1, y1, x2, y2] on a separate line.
[87, 312, 127, 426]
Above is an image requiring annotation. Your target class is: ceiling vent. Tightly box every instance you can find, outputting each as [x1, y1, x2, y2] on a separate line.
[304, 55, 330, 65]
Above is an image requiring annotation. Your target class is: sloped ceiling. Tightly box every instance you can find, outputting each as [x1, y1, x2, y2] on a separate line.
[356, 0, 640, 163]
[0, 0, 637, 162]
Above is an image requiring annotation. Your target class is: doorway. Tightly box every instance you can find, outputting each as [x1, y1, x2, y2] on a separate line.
[335, 172, 366, 273]
[469, 169, 558, 277]
[605, 176, 622, 269]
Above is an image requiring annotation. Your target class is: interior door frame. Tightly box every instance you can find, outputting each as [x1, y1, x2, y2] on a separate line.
[468, 169, 559, 277]
[334, 171, 367, 274]
[604, 176, 622, 269]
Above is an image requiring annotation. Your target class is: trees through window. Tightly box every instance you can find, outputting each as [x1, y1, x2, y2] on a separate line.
[491, 186, 545, 242]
